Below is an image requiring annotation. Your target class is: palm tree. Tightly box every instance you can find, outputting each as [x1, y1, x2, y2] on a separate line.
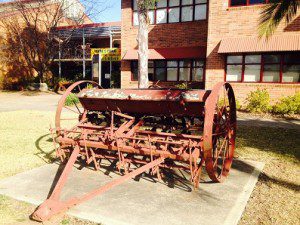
[259, 0, 300, 38]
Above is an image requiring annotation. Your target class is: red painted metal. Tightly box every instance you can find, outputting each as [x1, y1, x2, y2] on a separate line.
[31, 81, 236, 222]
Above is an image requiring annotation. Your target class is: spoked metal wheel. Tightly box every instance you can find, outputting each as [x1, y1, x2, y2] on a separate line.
[203, 82, 236, 182]
[55, 80, 101, 134]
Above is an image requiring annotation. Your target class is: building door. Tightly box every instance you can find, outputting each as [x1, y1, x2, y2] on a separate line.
[101, 61, 111, 88]
[92, 54, 111, 88]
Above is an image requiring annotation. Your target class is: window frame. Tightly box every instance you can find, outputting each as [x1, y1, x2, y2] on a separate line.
[131, 58, 205, 82]
[225, 53, 300, 84]
[132, 0, 207, 26]
[229, 0, 269, 7]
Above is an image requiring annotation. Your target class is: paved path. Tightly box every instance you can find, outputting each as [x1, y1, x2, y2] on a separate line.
[0, 91, 61, 112]
[0, 91, 299, 129]
[0, 159, 264, 225]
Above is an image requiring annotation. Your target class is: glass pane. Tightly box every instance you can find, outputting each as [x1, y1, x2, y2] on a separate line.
[157, 0, 167, 8]
[155, 60, 166, 67]
[263, 65, 280, 82]
[245, 55, 261, 64]
[179, 60, 191, 67]
[168, 7, 180, 23]
[167, 68, 178, 81]
[263, 55, 281, 63]
[167, 60, 178, 67]
[193, 60, 204, 67]
[169, 0, 180, 7]
[249, 0, 265, 4]
[227, 55, 243, 64]
[230, 0, 247, 6]
[179, 68, 190, 81]
[195, 4, 207, 20]
[226, 65, 242, 81]
[282, 65, 300, 82]
[244, 65, 261, 82]
[182, 0, 193, 5]
[132, 61, 138, 80]
[156, 9, 167, 24]
[195, 0, 207, 3]
[149, 61, 154, 68]
[181, 6, 193, 22]
[192, 68, 203, 81]
[148, 10, 155, 24]
[133, 0, 137, 10]
[148, 68, 154, 81]
[284, 53, 300, 64]
[133, 12, 139, 26]
[156, 68, 166, 80]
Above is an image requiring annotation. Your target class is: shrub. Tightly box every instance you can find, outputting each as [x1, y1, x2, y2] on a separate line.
[272, 92, 300, 115]
[65, 93, 79, 106]
[175, 82, 188, 89]
[245, 89, 271, 113]
[236, 99, 242, 110]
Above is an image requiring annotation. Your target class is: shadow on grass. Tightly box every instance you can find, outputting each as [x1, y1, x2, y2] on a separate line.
[237, 126, 300, 160]
[259, 172, 300, 192]
[34, 134, 57, 164]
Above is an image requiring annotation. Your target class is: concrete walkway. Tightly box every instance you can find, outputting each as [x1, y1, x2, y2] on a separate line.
[0, 91, 61, 112]
[0, 159, 264, 225]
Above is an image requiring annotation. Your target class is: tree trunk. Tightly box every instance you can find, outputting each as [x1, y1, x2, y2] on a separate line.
[137, 8, 149, 89]
[38, 70, 44, 83]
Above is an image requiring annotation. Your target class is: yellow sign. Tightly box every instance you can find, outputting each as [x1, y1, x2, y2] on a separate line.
[91, 48, 121, 61]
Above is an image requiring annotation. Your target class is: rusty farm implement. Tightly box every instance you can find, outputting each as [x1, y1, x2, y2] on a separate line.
[32, 81, 237, 221]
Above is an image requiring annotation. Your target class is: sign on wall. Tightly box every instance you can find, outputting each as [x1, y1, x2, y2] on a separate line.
[91, 48, 121, 61]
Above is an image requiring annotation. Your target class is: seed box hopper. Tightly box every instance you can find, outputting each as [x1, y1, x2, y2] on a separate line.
[32, 81, 237, 221]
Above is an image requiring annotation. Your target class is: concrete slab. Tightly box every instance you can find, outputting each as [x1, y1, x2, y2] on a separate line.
[0, 160, 264, 225]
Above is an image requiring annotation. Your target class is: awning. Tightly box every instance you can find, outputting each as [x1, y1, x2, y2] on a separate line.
[123, 47, 206, 60]
[218, 35, 300, 54]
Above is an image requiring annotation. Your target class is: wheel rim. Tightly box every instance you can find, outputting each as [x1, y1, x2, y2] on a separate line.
[55, 80, 101, 134]
[203, 82, 236, 183]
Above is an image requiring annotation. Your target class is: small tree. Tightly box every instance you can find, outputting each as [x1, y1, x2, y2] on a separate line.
[136, 0, 156, 88]
[259, 0, 300, 38]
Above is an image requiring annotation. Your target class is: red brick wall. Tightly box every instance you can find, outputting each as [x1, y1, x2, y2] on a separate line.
[206, 0, 300, 101]
[121, 0, 208, 88]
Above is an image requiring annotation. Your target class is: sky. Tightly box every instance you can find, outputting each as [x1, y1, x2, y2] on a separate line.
[85, 0, 121, 23]
[0, 0, 121, 23]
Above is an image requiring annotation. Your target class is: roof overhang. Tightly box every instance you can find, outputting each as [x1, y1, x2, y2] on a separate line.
[218, 35, 300, 54]
[123, 47, 206, 60]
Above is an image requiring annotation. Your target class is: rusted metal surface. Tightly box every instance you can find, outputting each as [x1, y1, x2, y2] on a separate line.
[32, 81, 236, 222]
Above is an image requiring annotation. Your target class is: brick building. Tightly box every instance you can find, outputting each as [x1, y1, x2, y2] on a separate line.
[121, 0, 300, 101]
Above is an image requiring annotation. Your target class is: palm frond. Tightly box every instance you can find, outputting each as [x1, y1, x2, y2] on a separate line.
[259, 0, 300, 38]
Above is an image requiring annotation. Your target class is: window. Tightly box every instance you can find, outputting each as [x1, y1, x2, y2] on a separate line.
[262, 54, 280, 82]
[244, 55, 261, 82]
[131, 59, 205, 82]
[132, 0, 207, 26]
[283, 53, 300, 82]
[230, 0, 268, 7]
[131, 61, 155, 81]
[226, 56, 243, 82]
[225, 53, 300, 83]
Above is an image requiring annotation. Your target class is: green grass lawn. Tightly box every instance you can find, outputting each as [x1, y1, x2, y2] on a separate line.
[0, 111, 299, 224]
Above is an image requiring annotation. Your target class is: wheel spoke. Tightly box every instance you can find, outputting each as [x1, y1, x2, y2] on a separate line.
[73, 101, 82, 114]
[64, 106, 80, 114]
